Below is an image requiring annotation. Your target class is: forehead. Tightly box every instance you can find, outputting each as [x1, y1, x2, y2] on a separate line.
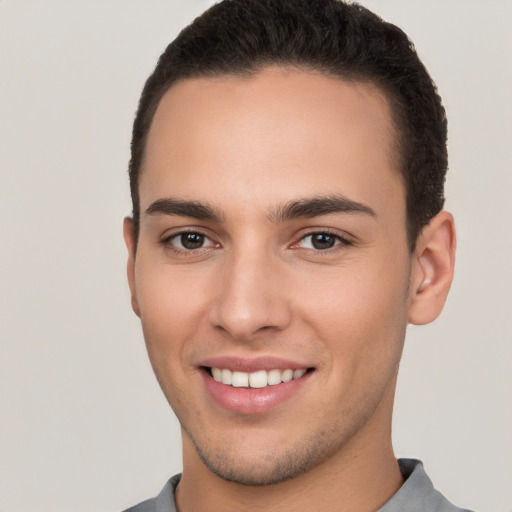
[141, 66, 403, 218]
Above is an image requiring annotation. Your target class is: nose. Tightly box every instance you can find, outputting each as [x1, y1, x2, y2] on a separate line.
[209, 250, 292, 341]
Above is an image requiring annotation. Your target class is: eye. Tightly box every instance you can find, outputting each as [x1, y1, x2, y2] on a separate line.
[296, 232, 348, 251]
[164, 231, 217, 251]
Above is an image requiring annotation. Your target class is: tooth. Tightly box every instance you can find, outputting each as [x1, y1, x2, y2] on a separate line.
[249, 370, 268, 388]
[221, 369, 233, 385]
[267, 369, 282, 386]
[281, 369, 293, 382]
[293, 369, 306, 380]
[231, 371, 249, 387]
[216, 367, 306, 387]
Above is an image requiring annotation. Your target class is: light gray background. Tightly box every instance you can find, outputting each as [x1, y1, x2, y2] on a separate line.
[0, 1, 510, 511]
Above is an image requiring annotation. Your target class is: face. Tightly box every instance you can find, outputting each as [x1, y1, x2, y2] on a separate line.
[126, 67, 416, 485]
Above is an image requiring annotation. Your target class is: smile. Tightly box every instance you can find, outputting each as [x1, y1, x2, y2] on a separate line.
[200, 361, 315, 414]
[210, 367, 308, 388]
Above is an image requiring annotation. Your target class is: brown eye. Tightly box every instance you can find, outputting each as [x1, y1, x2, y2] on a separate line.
[298, 232, 341, 250]
[164, 231, 217, 251]
[180, 233, 205, 249]
[310, 233, 337, 250]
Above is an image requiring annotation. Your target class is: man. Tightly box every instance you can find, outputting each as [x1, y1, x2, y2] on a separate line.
[122, 1, 470, 510]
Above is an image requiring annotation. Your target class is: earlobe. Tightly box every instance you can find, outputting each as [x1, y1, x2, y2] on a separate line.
[408, 211, 456, 325]
[123, 217, 141, 318]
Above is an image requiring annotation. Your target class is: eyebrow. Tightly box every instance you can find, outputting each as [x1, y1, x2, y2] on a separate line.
[268, 195, 376, 223]
[145, 198, 224, 221]
[144, 194, 375, 223]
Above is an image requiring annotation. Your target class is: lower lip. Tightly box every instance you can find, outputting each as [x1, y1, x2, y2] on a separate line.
[201, 370, 312, 415]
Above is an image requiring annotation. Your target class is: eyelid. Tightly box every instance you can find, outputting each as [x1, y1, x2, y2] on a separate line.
[158, 226, 353, 254]
[159, 228, 221, 253]
[291, 229, 353, 251]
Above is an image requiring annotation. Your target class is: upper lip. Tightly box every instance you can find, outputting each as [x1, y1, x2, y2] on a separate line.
[199, 355, 313, 373]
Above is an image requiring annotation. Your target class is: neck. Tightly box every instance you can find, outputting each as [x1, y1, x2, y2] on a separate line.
[176, 381, 403, 512]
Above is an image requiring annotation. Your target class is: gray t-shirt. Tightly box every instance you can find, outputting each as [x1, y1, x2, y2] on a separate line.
[123, 459, 474, 512]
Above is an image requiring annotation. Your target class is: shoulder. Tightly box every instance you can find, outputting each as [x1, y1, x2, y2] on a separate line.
[122, 499, 155, 512]
[378, 459, 475, 512]
[121, 474, 181, 512]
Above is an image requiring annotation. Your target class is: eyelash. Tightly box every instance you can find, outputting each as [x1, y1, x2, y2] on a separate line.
[159, 229, 352, 255]
[160, 230, 219, 255]
[294, 230, 352, 253]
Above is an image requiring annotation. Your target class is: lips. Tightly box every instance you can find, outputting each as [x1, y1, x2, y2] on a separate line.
[199, 356, 314, 414]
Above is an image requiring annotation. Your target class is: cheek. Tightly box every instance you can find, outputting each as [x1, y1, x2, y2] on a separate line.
[297, 254, 410, 372]
[134, 260, 212, 369]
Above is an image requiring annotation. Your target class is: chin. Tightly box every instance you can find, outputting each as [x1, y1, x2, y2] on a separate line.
[184, 421, 349, 487]
[196, 446, 317, 486]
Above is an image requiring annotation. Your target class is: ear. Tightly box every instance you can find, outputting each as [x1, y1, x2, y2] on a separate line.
[123, 217, 141, 318]
[408, 211, 456, 325]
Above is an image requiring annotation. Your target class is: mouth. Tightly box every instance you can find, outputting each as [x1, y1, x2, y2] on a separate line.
[203, 366, 312, 388]
[199, 361, 315, 414]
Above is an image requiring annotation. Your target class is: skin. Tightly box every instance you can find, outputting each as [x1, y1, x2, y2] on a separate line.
[124, 67, 456, 512]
